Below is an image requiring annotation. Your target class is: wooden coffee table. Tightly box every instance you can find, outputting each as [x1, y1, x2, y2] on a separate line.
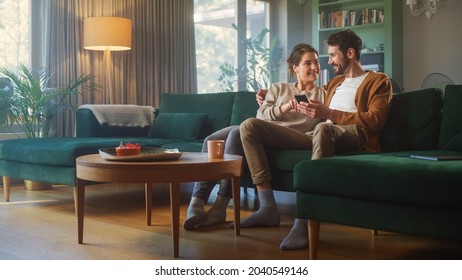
[75, 152, 243, 257]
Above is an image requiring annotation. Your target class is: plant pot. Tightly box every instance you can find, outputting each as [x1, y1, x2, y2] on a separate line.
[24, 180, 52, 191]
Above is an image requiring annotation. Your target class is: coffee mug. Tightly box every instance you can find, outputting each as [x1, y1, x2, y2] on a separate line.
[207, 140, 225, 159]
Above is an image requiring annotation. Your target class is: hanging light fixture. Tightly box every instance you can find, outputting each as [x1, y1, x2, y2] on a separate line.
[406, 0, 439, 20]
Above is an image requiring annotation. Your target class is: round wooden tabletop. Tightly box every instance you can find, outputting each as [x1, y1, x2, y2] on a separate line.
[76, 152, 242, 183]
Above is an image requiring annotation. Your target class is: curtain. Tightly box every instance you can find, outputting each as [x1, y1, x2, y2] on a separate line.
[35, 0, 197, 137]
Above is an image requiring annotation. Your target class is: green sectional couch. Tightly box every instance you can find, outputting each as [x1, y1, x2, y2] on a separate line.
[295, 85, 462, 259]
[2, 84, 461, 261]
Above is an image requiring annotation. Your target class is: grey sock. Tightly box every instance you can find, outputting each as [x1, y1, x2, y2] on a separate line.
[239, 189, 280, 228]
[198, 195, 231, 227]
[280, 218, 308, 250]
[183, 197, 207, 230]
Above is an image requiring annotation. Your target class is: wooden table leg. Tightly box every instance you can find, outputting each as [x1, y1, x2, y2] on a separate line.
[231, 176, 240, 236]
[308, 219, 320, 260]
[76, 178, 86, 244]
[3, 176, 10, 202]
[169, 182, 180, 258]
[145, 183, 153, 226]
[73, 187, 78, 217]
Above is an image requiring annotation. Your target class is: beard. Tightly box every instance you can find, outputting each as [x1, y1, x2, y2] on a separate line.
[332, 58, 350, 75]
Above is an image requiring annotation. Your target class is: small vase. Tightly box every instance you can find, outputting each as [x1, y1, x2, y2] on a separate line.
[24, 180, 53, 190]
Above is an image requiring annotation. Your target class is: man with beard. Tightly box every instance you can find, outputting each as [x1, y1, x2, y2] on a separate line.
[239, 29, 393, 250]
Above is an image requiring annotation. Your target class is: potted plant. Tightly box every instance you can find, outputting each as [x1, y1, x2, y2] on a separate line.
[218, 24, 283, 92]
[0, 63, 98, 189]
[0, 63, 98, 138]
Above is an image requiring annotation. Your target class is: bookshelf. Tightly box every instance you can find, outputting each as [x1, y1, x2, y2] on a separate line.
[312, 0, 403, 88]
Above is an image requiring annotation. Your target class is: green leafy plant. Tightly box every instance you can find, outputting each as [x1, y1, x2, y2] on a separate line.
[0, 63, 99, 138]
[218, 24, 282, 92]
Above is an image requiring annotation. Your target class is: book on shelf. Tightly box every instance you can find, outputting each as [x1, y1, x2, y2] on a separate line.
[362, 64, 381, 71]
[319, 9, 384, 29]
[320, 69, 329, 87]
[322, 40, 328, 55]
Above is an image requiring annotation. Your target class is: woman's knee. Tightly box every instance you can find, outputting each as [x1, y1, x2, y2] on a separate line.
[206, 126, 234, 141]
[228, 126, 240, 136]
[227, 126, 241, 141]
[225, 127, 244, 154]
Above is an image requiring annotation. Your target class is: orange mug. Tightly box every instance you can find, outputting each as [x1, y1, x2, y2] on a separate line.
[207, 140, 225, 159]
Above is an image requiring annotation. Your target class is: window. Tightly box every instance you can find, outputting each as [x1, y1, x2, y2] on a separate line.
[194, 0, 269, 93]
[0, 0, 29, 69]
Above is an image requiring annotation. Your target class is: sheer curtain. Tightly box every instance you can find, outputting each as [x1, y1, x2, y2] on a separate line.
[33, 0, 197, 137]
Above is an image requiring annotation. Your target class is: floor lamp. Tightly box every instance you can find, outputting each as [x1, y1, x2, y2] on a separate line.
[83, 17, 132, 104]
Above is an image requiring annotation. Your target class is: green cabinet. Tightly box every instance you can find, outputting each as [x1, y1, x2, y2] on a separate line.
[312, 0, 403, 88]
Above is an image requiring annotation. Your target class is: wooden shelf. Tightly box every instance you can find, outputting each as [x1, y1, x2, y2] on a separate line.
[319, 23, 384, 32]
[319, 50, 384, 58]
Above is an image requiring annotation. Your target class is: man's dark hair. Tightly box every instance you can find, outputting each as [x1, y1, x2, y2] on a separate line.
[327, 29, 362, 60]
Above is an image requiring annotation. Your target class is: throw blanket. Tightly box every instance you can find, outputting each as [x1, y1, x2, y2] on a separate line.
[79, 104, 155, 127]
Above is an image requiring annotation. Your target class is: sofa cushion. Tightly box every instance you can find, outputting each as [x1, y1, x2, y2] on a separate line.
[380, 88, 443, 152]
[444, 133, 462, 152]
[158, 93, 235, 139]
[267, 149, 312, 172]
[148, 113, 207, 140]
[294, 152, 462, 210]
[0, 137, 176, 166]
[439, 85, 462, 150]
[230, 91, 258, 125]
[160, 141, 203, 152]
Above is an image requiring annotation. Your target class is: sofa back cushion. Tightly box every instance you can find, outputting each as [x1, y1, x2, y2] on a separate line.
[148, 112, 208, 140]
[380, 88, 443, 152]
[439, 85, 462, 151]
[230, 91, 258, 125]
[158, 93, 235, 139]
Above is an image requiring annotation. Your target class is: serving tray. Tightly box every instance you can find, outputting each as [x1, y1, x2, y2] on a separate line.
[99, 147, 182, 162]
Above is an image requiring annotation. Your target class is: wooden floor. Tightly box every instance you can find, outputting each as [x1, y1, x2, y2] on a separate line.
[1, 182, 461, 260]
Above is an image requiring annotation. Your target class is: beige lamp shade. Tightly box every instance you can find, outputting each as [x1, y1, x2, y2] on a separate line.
[84, 17, 132, 51]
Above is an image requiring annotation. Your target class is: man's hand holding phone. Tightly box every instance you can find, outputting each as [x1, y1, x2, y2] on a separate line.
[296, 99, 333, 119]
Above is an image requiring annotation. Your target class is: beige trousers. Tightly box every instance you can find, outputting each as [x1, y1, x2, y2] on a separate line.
[240, 118, 363, 185]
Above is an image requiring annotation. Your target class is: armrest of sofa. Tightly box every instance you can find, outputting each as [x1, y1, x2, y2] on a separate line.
[75, 105, 154, 137]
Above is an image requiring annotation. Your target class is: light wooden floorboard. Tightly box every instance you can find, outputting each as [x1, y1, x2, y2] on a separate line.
[1, 183, 461, 260]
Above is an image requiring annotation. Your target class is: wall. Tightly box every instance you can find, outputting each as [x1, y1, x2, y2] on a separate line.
[271, 0, 312, 82]
[403, 0, 462, 91]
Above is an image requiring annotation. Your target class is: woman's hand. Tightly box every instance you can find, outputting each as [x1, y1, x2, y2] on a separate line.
[297, 99, 333, 119]
[256, 89, 268, 107]
[281, 99, 298, 114]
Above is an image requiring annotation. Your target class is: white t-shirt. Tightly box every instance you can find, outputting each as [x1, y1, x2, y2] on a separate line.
[329, 72, 369, 113]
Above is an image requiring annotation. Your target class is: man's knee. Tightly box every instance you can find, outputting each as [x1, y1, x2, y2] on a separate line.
[313, 122, 333, 136]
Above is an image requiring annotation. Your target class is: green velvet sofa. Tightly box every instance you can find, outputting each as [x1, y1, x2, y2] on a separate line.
[0, 91, 261, 201]
[294, 85, 462, 259]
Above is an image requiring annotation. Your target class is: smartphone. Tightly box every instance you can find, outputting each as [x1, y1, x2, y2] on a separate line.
[294, 95, 309, 103]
